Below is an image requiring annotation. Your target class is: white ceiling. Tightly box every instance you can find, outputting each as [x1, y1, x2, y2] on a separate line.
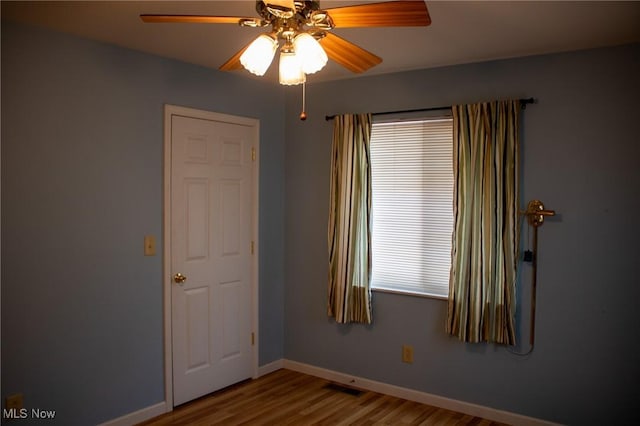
[3, 1, 640, 84]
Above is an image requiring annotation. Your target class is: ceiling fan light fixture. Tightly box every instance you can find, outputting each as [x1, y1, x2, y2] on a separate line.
[142, 0, 433, 90]
[293, 32, 328, 74]
[279, 50, 306, 85]
[240, 34, 278, 76]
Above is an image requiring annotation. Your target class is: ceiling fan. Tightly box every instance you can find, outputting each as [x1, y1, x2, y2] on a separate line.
[140, 1, 431, 85]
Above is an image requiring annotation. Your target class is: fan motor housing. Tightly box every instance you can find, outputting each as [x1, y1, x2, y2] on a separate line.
[256, 0, 332, 39]
[258, 1, 320, 22]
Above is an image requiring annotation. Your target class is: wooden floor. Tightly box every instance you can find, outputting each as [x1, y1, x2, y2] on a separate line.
[139, 369, 508, 426]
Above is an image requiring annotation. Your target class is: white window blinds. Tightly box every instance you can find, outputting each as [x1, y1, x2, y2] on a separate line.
[370, 117, 454, 298]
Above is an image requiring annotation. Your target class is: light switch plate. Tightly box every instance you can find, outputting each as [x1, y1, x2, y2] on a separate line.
[144, 235, 156, 256]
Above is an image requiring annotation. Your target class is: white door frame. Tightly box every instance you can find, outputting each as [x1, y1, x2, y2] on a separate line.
[162, 104, 259, 410]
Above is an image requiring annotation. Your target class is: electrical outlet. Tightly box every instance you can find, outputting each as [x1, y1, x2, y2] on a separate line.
[6, 393, 24, 411]
[402, 345, 414, 364]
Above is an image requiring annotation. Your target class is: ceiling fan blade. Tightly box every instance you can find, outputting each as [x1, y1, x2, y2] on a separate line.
[219, 42, 252, 72]
[140, 14, 253, 24]
[325, 1, 431, 28]
[319, 32, 382, 73]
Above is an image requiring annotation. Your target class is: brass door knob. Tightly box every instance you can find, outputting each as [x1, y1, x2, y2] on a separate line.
[173, 273, 187, 285]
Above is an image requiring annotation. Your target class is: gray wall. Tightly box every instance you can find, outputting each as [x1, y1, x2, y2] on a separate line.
[284, 44, 640, 425]
[1, 22, 285, 425]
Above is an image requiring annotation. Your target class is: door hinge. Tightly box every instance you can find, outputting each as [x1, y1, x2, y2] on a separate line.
[251, 241, 255, 255]
[251, 332, 255, 346]
[251, 147, 256, 162]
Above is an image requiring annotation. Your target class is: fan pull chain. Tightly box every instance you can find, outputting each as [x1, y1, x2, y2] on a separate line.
[299, 82, 307, 121]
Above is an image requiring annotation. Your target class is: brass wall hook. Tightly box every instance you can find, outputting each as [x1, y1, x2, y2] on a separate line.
[521, 199, 555, 227]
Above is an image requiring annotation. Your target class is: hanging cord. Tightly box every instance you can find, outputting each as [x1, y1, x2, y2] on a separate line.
[299, 82, 307, 121]
[506, 224, 538, 356]
[507, 213, 535, 356]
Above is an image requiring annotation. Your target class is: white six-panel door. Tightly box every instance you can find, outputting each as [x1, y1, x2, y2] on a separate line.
[169, 111, 257, 406]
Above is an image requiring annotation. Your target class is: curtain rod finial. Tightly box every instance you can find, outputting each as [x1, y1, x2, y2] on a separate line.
[521, 97, 536, 109]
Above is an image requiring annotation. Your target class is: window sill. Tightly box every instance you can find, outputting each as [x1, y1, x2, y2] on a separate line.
[372, 287, 448, 301]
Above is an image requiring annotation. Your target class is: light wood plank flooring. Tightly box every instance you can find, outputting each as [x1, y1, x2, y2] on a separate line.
[139, 369, 508, 425]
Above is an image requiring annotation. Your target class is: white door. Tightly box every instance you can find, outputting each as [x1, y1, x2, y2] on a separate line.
[170, 112, 256, 406]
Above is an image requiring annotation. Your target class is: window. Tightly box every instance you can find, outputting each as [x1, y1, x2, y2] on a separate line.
[370, 116, 454, 299]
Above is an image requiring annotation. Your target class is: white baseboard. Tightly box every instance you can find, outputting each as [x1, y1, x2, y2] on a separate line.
[98, 401, 168, 426]
[283, 359, 559, 426]
[258, 359, 284, 377]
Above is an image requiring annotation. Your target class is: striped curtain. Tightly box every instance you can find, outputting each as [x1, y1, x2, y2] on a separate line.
[328, 114, 373, 324]
[446, 100, 520, 344]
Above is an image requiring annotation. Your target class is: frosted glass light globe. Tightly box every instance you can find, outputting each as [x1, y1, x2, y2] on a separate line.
[240, 34, 278, 76]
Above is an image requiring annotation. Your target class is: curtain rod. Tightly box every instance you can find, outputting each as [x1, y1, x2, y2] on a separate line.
[324, 97, 536, 121]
